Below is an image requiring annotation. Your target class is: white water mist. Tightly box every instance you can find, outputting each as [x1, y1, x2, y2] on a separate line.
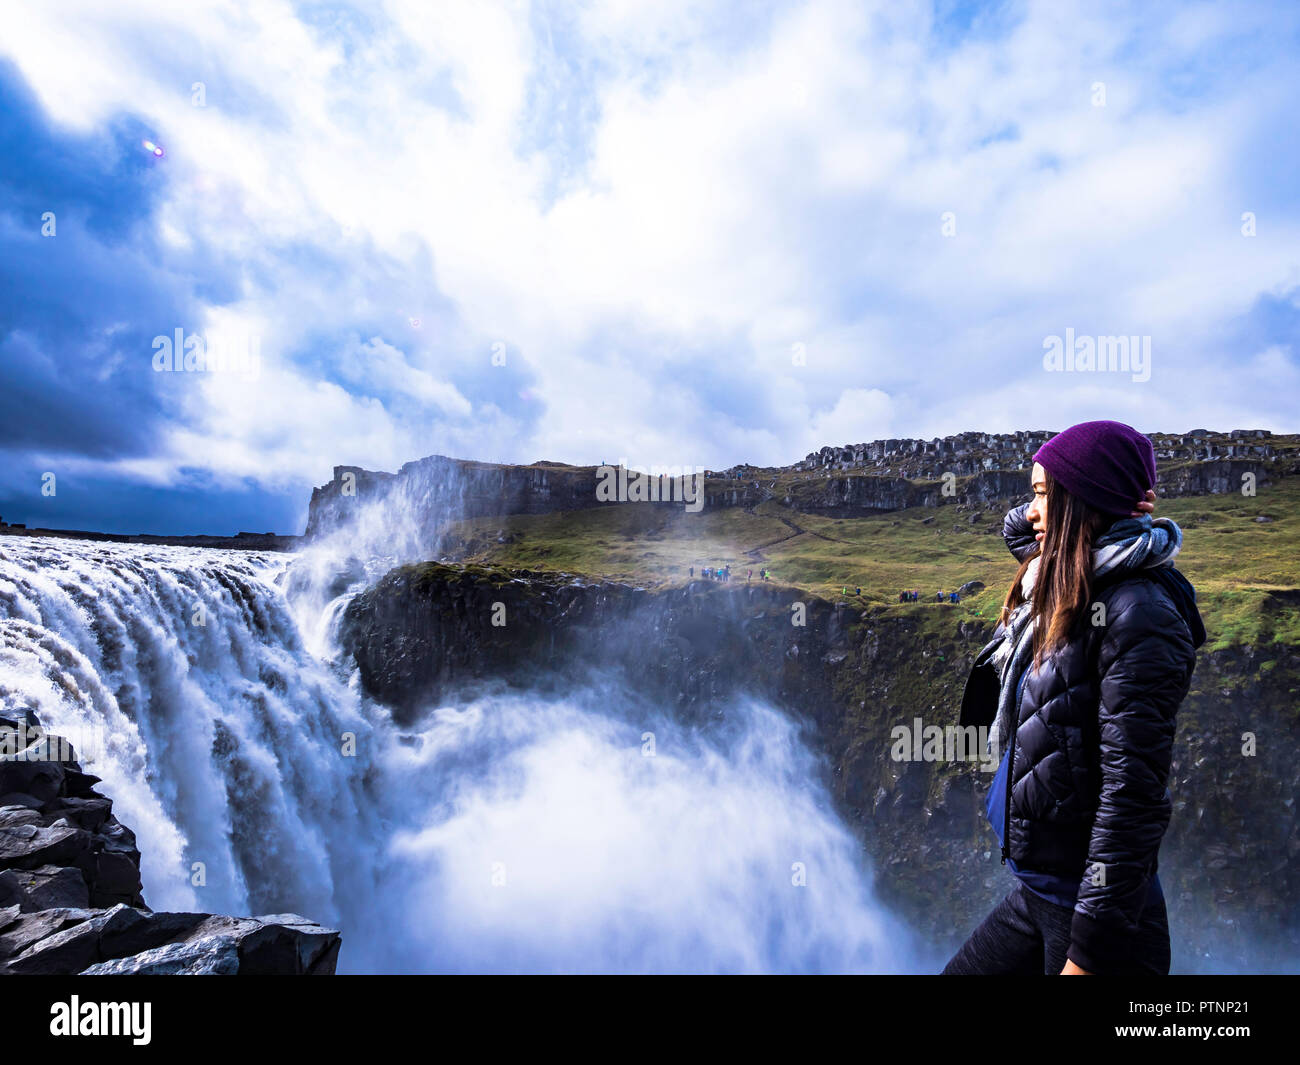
[0, 535, 918, 973]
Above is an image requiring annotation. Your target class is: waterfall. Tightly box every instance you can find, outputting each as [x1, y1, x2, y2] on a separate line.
[0, 536, 380, 928]
[0, 535, 918, 973]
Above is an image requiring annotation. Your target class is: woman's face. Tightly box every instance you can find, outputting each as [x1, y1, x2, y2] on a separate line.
[1026, 462, 1048, 545]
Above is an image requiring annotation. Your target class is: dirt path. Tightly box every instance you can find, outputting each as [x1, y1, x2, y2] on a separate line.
[740, 501, 855, 562]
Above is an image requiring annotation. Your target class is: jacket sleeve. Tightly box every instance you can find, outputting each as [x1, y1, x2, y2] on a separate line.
[1066, 586, 1196, 974]
[958, 631, 1004, 728]
[1002, 502, 1038, 563]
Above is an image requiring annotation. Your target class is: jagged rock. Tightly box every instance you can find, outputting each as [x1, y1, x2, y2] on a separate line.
[0, 907, 95, 965]
[90, 850, 142, 905]
[44, 796, 112, 831]
[2, 863, 90, 911]
[4, 906, 124, 974]
[0, 806, 42, 830]
[0, 819, 92, 871]
[0, 759, 63, 804]
[79, 913, 340, 976]
[62, 770, 103, 798]
[239, 913, 342, 974]
[99, 909, 205, 957]
[82, 937, 242, 975]
[5, 903, 180, 975]
[0, 894, 340, 977]
[958, 581, 986, 596]
[0, 726, 340, 974]
[0, 869, 21, 908]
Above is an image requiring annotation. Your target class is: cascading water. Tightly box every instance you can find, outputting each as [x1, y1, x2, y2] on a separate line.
[373, 690, 914, 973]
[0, 537, 382, 928]
[0, 533, 922, 973]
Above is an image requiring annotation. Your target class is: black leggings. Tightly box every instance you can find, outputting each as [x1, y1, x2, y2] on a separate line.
[941, 881, 1171, 975]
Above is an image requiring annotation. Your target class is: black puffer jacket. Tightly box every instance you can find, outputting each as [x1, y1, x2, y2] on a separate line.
[959, 502, 1205, 973]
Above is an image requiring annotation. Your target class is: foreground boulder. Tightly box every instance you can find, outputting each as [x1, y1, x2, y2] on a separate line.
[0, 713, 340, 975]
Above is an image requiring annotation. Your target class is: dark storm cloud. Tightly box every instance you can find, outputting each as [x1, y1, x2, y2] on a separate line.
[0, 57, 222, 460]
[0, 58, 293, 533]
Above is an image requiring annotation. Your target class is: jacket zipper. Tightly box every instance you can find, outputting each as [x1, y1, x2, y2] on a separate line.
[1001, 665, 1031, 865]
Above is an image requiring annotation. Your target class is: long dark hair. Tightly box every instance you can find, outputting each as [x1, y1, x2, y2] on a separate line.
[999, 468, 1111, 668]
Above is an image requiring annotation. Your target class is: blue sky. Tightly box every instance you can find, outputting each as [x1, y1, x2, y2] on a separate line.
[1, 0, 1298, 535]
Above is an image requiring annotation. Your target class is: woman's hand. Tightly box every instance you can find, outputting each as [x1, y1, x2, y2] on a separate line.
[1130, 489, 1156, 517]
[1061, 959, 1092, 975]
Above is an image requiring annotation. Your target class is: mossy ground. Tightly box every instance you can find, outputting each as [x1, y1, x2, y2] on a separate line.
[438, 476, 1300, 651]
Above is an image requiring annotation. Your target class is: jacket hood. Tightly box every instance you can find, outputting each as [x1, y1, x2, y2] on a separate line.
[1095, 563, 1207, 650]
[1144, 565, 1207, 649]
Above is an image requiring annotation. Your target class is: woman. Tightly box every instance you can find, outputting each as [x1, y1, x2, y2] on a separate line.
[943, 420, 1206, 975]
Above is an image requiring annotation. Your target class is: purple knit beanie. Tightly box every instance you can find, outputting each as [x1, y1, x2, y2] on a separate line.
[1031, 420, 1156, 517]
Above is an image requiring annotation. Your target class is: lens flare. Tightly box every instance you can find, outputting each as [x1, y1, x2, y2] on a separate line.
[141, 139, 165, 157]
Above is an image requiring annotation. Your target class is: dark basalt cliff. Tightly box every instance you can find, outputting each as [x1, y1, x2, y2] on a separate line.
[339, 563, 1300, 972]
[0, 714, 340, 975]
[304, 457, 610, 540]
[305, 429, 1300, 541]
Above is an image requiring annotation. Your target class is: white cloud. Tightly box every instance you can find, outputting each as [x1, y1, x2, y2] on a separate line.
[3, 0, 1297, 498]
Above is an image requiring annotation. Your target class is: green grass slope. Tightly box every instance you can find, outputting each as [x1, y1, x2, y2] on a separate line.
[437, 476, 1300, 652]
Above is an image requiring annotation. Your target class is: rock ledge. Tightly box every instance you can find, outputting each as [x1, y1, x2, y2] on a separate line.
[0, 714, 340, 975]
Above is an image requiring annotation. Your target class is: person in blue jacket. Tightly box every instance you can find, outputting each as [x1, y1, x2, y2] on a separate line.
[943, 421, 1205, 975]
